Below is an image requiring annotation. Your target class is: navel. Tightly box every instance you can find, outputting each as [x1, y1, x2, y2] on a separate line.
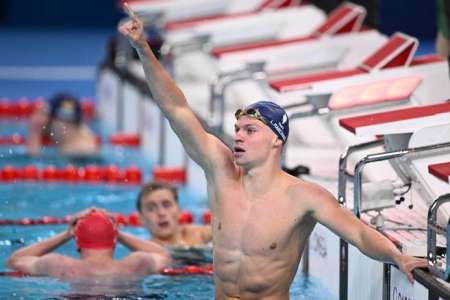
[218, 222, 222, 231]
[270, 242, 277, 250]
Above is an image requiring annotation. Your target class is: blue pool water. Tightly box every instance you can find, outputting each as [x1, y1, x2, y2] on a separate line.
[0, 121, 336, 299]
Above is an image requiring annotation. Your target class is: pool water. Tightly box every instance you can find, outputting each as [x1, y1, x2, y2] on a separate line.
[0, 121, 336, 299]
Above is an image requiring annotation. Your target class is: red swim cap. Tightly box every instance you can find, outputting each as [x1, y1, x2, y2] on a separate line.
[74, 211, 117, 250]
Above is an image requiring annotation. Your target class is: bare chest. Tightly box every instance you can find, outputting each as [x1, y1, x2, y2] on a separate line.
[213, 190, 304, 255]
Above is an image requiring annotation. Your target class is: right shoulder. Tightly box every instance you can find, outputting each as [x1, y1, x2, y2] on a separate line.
[125, 251, 170, 275]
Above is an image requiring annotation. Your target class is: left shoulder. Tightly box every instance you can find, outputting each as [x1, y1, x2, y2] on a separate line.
[286, 177, 336, 208]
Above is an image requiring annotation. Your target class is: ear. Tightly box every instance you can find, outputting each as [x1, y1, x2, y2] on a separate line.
[273, 138, 283, 148]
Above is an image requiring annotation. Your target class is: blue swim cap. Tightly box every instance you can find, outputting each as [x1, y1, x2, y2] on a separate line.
[49, 93, 82, 125]
[236, 101, 289, 143]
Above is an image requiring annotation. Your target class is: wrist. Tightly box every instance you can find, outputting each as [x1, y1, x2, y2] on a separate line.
[134, 41, 150, 53]
[392, 252, 403, 266]
[63, 229, 73, 240]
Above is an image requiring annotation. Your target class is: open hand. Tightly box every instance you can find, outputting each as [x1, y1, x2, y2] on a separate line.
[118, 2, 147, 49]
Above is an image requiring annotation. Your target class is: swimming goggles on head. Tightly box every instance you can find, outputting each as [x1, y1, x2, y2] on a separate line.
[234, 108, 267, 124]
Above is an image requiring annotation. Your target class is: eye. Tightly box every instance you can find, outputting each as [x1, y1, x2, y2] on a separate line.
[162, 200, 172, 208]
[247, 128, 256, 134]
[145, 204, 156, 212]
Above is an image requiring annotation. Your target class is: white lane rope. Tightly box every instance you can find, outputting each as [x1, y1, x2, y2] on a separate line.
[0, 66, 96, 80]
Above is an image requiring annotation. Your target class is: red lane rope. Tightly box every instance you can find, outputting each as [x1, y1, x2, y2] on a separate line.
[0, 164, 142, 183]
[0, 271, 27, 277]
[153, 166, 186, 185]
[0, 210, 210, 227]
[160, 264, 213, 276]
[0, 164, 142, 184]
[0, 133, 141, 148]
[0, 264, 213, 277]
[0, 97, 95, 120]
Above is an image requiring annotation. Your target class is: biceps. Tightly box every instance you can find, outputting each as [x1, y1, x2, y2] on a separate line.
[169, 108, 230, 169]
[314, 203, 364, 246]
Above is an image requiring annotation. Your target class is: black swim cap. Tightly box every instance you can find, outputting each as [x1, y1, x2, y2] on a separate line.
[49, 93, 82, 125]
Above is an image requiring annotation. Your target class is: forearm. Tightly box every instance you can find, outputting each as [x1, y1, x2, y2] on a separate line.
[27, 130, 42, 156]
[135, 43, 188, 114]
[118, 231, 168, 255]
[358, 227, 402, 265]
[9, 230, 72, 259]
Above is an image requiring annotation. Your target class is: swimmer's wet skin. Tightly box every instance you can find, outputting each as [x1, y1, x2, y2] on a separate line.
[136, 182, 212, 247]
[6, 208, 170, 294]
[119, 3, 427, 298]
[27, 93, 99, 157]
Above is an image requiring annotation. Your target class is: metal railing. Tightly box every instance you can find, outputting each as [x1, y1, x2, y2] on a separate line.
[353, 141, 450, 218]
[427, 193, 450, 281]
[209, 61, 267, 132]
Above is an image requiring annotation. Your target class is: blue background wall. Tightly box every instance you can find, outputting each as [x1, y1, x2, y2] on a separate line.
[0, 0, 438, 39]
[380, 0, 437, 39]
[0, 0, 122, 28]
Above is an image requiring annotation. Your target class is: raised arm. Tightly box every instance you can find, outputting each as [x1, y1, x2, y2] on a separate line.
[305, 184, 427, 283]
[27, 103, 49, 156]
[118, 3, 231, 172]
[7, 230, 72, 276]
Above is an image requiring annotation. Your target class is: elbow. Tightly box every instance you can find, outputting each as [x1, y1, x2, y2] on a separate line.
[156, 252, 172, 270]
[162, 252, 172, 267]
[6, 256, 19, 270]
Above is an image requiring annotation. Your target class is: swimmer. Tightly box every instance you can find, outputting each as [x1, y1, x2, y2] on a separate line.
[7, 208, 170, 294]
[119, 4, 427, 299]
[27, 92, 99, 156]
[136, 182, 212, 248]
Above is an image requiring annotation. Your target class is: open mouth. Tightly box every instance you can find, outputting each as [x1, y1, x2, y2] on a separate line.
[234, 146, 245, 153]
[158, 221, 170, 228]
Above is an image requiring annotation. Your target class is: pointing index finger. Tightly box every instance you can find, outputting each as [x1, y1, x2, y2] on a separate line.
[123, 2, 137, 19]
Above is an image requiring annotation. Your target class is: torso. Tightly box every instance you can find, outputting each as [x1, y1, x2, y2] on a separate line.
[49, 255, 151, 294]
[208, 168, 316, 299]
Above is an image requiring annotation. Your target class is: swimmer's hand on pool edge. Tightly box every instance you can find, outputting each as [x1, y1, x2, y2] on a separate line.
[119, 3, 147, 49]
[394, 254, 428, 283]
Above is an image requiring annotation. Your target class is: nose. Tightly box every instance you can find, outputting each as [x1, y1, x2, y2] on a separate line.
[234, 130, 244, 143]
[156, 207, 167, 217]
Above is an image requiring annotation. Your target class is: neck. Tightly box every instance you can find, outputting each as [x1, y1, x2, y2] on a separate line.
[241, 156, 283, 197]
[154, 226, 185, 245]
[79, 248, 114, 263]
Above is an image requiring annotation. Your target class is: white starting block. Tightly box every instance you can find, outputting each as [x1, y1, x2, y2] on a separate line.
[338, 102, 450, 256]
[175, 3, 386, 83]
[171, 3, 373, 83]
[164, 6, 325, 48]
[429, 162, 450, 184]
[211, 2, 367, 56]
[215, 33, 448, 125]
[163, 0, 303, 30]
[127, 0, 301, 25]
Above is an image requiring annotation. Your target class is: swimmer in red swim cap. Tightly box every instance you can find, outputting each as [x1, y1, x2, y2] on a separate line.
[7, 208, 170, 293]
[74, 210, 117, 250]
